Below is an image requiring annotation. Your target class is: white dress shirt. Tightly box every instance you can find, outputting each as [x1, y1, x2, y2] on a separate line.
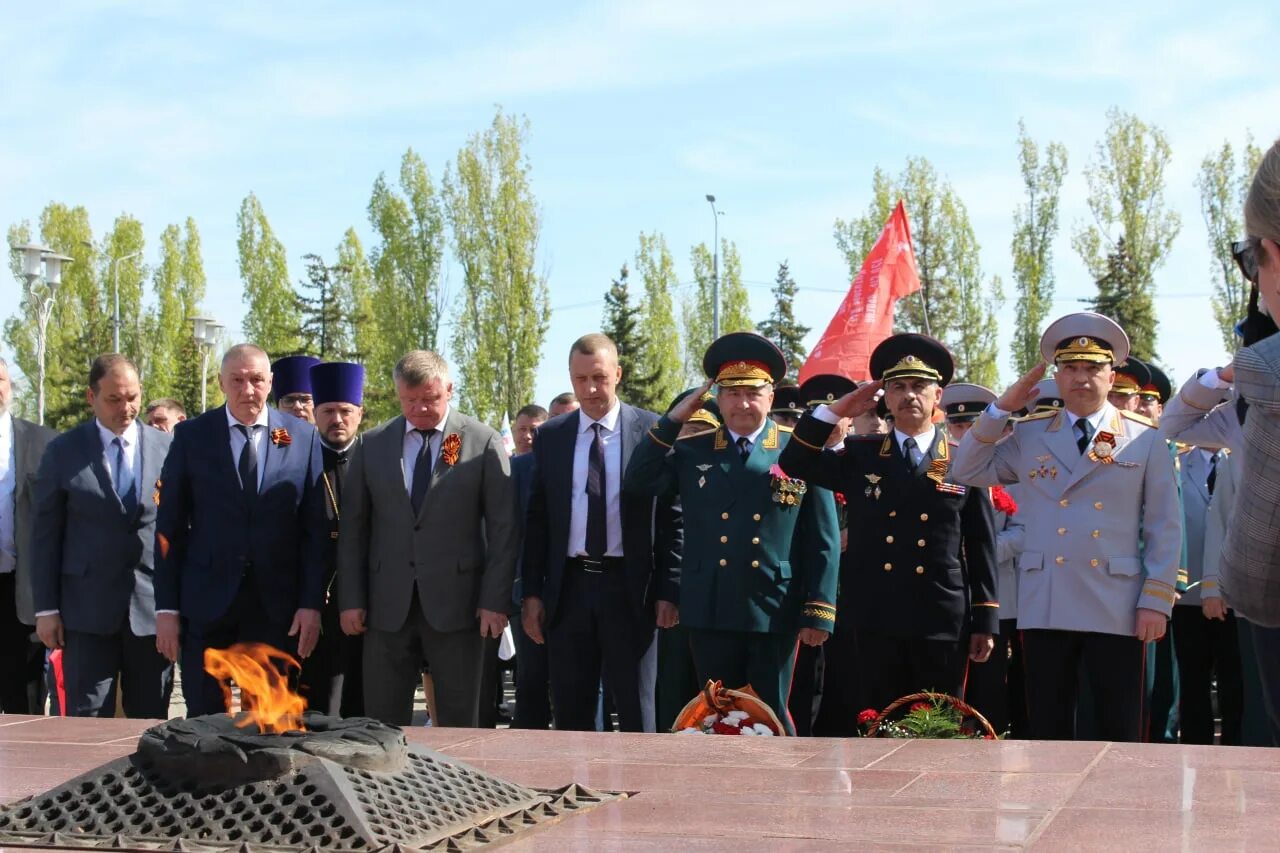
[227, 405, 270, 492]
[1064, 407, 1109, 441]
[894, 424, 938, 458]
[98, 418, 140, 498]
[402, 407, 450, 495]
[726, 419, 769, 452]
[568, 402, 624, 557]
[0, 411, 15, 575]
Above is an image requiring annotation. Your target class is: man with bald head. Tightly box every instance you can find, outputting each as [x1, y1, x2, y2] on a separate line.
[154, 344, 327, 716]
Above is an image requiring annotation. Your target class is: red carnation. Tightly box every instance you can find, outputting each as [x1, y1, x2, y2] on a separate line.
[991, 486, 1017, 516]
[857, 708, 879, 725]
[834, 492, 847, 506]
[910, 702, 932, 713]
[711, 720, 743, 735]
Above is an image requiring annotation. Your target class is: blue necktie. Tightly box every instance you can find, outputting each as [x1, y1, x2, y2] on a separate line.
[112, 437, 137, 511]
[410, 428, 436, 515]
[585, 424, 607, 559]
[904, 437, 923, 470]
[236, 424, 259, 501]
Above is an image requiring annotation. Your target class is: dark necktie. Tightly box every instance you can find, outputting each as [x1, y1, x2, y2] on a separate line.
[112, 437, 136, 511]
[410, 429, 436, 515]
[736, 436, 751, 461]
[903, 436, 923, 470]
[1075, 418, 1094, 455]
[586, 423, 607, 559]
[235, 424, 258, 501]
[1207, 453, 1218, 496]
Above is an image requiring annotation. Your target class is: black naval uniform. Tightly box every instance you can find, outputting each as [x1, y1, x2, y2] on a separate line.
[780, 420, 999, 717]
[299, 440, 364, 716]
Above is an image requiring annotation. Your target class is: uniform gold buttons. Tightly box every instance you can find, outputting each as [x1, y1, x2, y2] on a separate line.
[1055, 556, 1065, 565]
[1060, 499, 1070, 507]
[1090, 559, 1100, 567]
[915, 566, 924, 574]
[1057, 527, 1066, 535]
[752, 537, 760, 545]
[919, 513, 929, 522]
[751, 560, 760, 568]
[917, 539, 926, 547]
[1092, 530, 1100, 538]
[885, 535, 895, 544]
[1094, 502, 1104, 510]
[719, 558, 727, 567]
[722, 512, 730, 520]
[753, 513, 761, 521]
[720, 535, 728, 544]
[883, 562, 893, 571]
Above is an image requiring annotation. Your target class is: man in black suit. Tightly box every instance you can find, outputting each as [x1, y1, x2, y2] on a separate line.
[0, 357, 56, 715]
[780, 334, 998, 715]
[31, 354, 174, 717]
[154, 344, 328, 716]
[510, 415, 551, 729]
[521, 333, 678, 732]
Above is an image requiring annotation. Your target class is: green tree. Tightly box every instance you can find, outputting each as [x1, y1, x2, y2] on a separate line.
[834, 158, 1002, 381]
[1010, 121, 1069, 374]
[632, 232, 683, 408]
[602, 264, 661, 410]
[4, 204, 103, 427]
[756, 260, 809, 381]
[295, 253, 348, 359]
[1072, 107, 1181, 361]
[442, 109, 550, 425]
[1196, 136, 1265, 351]
[237, 192, 300, 356]
[145, 224, 184, 395]
[100, 214, 147, 364]
[332, 228, 385, 420]
[1089, 238, 1159, 361]
[169, 218, 218, 414]
[684, 240, 750, 383]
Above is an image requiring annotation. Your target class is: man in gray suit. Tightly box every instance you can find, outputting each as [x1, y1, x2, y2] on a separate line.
[339, 350, 517, 727]
[0, 357, 56, 715]
[952, 312, 1182, 742]
[30, 354, 174, 718]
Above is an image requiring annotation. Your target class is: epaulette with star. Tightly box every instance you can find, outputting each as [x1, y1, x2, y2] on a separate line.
[1120, 410, 1156, 428]
[1015, 410, 1057, 424]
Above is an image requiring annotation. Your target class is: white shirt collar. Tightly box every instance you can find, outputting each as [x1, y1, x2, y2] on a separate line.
[227, 405, 270, 430]
[404, 405, 451, 436]
[97, 418, 139, 448]
[727, 418, 769, 447]
[578, 400, 621, 433]
[0, 410, 11, 438]
[1064, 405, 1109, 433]
[894, 424, 936, 454]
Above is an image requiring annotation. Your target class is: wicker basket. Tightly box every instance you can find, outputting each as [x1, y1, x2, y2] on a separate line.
[865, 691, 997, 739]
[671, 680, 788, 735]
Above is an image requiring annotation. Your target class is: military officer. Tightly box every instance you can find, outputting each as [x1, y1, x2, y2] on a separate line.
[624, 332, 840, 734]
[271, 355, 322, 423]
[769, 385, 805, 429]
[951, 312, 1182, 742]
[1137, 362, 1172, 423]
[298, 360, 365, 716]
[1108, 357, 1151, 412]
[940, 382, 996, 443]
[1029, 378, 1064, 415]
[780, 334, 998, 717]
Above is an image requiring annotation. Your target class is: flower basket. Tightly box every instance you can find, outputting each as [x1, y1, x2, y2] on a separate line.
[860, 692, 998, 739]
[672, 680, 787, 736]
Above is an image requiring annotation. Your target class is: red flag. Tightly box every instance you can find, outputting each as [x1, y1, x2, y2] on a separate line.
[798, 200, 921, 383]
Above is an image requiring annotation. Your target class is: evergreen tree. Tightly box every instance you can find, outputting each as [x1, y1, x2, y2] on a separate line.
[295, 253, 348, 359]
[1010, 121, 1068, 374]
[602, 264, 661, 410]
[632, 232, 683, 409]
[756, 260, 809, 381]
[237, 192, 300, 357]
[1089, 238, 1157, 362]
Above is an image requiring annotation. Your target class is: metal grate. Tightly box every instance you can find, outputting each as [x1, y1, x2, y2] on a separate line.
[0, 715, 623, 851]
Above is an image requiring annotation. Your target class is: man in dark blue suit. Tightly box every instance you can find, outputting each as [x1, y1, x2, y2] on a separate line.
[521, 333, 678, 732]
[509, 409, 551, 729]
[154, 344, 327, 717]
[31, 354, 174, 718]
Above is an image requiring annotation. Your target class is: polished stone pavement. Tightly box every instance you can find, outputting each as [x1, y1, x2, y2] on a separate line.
[1, 715, 1278, 850]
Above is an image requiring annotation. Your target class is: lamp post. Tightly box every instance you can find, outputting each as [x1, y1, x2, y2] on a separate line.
[705, 194, 722, 339]
[12, 243, 74, 425]
[111, 250, 143, 353]
[191, 316, 223, 412]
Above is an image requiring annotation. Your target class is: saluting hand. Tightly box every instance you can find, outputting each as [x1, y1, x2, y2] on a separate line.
[667, 380, 714, 424]
[827, 380, 884, 419]
[995, 363, 1048, 413]
[1135, 607, 1167, 642]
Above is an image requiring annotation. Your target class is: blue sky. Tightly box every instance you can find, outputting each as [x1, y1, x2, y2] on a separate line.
[2, 0, 1275, 406]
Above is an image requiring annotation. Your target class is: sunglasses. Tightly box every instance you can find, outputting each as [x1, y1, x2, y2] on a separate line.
[1233, 237, 1262, 284]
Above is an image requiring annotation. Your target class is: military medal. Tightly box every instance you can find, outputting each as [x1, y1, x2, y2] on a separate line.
[698, 476, 706, 488]
[769, 464, 808, 506]
[1089, 430, 1117, 464]
[864, 473, 882, 500]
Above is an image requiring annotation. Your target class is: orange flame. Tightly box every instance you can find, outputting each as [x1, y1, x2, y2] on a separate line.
[203, 642, 307, 733]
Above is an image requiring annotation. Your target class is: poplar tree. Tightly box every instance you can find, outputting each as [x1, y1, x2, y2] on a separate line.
[632, 232, 683, 409]
[1196, 136, 1264, 351]
[684, 240, 750, 383]
[237, 192, 300, 357]
[1010, 121, 1068, 374]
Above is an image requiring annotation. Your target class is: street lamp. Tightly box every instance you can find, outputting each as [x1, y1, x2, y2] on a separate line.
[11, 243, 74, 425]
[111, 250, 143, 353]
[705, 194, 722, 339]
[191, 316, 223, 412]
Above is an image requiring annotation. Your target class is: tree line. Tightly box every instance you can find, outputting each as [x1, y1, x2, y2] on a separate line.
[5, 106, 1261, 430]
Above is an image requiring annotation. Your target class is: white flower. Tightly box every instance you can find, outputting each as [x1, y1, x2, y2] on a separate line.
[752, 724, 774, 736]
[725, 710, 750, 722]
[739, 727, 757, 736]
[677, 727, 702, 735]
[702, 714, 719, 728]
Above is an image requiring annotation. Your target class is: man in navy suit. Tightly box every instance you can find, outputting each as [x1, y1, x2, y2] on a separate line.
[154, 344, 327, 717]
[30, 354, 174, 718]
[521, 333, 678, 732]
[509, 410, 551, 729]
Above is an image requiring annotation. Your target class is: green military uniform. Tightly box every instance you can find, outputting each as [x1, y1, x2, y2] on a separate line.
[624, 334, 840, 734]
